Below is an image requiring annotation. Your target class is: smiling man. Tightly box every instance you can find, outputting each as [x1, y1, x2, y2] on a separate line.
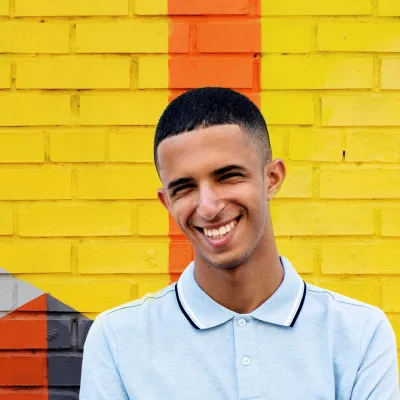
[80, 88, 399, 399]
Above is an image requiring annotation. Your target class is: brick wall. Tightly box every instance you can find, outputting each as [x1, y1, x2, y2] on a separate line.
[0, 0, 399, 397]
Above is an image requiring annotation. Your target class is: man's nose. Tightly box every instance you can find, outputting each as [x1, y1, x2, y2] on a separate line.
[197, 186, 224, 221]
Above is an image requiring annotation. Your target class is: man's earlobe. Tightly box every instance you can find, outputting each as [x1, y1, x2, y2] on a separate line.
[157, 188, 171, 211]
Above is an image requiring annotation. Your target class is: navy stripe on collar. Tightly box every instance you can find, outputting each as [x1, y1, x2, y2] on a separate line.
[289, 281, 307, 327]
[175, 283, 200, 330]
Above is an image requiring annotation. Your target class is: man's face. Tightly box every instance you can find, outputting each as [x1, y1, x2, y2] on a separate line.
[157, 124, 282, 270]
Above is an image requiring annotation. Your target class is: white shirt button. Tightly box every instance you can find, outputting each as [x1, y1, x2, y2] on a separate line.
[242, 357, 251, 366]
[238, 319, 247, 327]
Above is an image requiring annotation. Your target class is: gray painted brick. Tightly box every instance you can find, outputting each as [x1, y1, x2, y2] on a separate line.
[48, 354, 83, 386]
[49, 390, 79, 400]
[47, 294, 77, 313]
[0, 275, 14, 311]
[77, 318, 93, 350]
[48, 318, 73, 349]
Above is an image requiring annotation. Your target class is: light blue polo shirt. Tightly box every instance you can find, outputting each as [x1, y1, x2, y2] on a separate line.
[80, 257, 399, 399]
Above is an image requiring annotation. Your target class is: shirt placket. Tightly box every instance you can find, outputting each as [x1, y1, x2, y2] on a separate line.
[233, 316, 261, 400]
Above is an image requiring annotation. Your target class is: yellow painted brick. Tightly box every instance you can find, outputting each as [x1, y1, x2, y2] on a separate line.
[277, 166, 313, 198]
[321, 241, 400, 274]
[269, 129, 285, 159]
[78, 242, 168, 274]
[0, 169, 71, 200]
[0, 22, 69, 53]
[80, 92, 168, 125]
[0, 132, 44, 163]
[109, 128, 154, 163]
[383, 283, 400, 312]
[319, 281, 381, 308]
[76, 20, 168, 53]
[322, 95, 400, 127]
[28, 280, 131, 312]
[262, 0, 371, 15]
[345, 131, 400, 163]
[19, 204, 132, 237]
[261, 18, 314, 53]
[0, 0, 8, 15]
[0, 206, 13, 235]
[138, 56, 168, 89]
[261, 93, 314, 125]
[15, 0, 128, 16]
[289, 128, 343, 161]
[0, 94, 71, 126]
[389, 319, 400, 349]
[17, 57, 130, 89]
[0, 243, 71, 273]
[381, 59, 400, 90]
[138, 201, 169, 236]
[137, 277, 170, 298]
[320, 167, 400, 199]
[271, 203, 374, 236]
[0, 59, 10, 89]
[379, 0, 400, 15]
[135, 0, 167, 15]
[382, 207, 400, 237]
[318, 21, 400, 52]
[77, 167, 160, 200]
[50, 131, 105, 162]
[262, 55, 373, 89]
[276, 239, 314, 273]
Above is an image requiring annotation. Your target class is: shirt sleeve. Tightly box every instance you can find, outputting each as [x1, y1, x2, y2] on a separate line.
[350, 309, 400, 400]
[80, 315, 129, 400]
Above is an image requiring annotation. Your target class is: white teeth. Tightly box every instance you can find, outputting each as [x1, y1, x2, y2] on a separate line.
[219, 226, 226, 235]
[203, 219, 238, 239]
[226, 224, 231, 232]
[212, 229, 219, 236]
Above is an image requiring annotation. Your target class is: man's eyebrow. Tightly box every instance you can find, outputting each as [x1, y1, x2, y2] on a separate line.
[213, 165, 248, 176]
[167, 177, 194, 191]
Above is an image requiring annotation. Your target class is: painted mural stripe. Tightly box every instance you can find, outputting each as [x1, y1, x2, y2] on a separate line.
[167, 0, 262, 282]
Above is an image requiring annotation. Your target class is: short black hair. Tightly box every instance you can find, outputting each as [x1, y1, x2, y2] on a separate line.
[154, 87, 271, 168]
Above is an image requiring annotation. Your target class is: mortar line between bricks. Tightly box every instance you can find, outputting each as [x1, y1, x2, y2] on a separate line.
[10, 63, 16, 91]
[373, 55, 381, 91]
[69, 23, 77, 53]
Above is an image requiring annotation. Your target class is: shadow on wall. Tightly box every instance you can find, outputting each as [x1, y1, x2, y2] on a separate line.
[0, 269, 92, 399]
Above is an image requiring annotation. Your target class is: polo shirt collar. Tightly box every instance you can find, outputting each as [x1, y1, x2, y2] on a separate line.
[175, 256, 306, 330]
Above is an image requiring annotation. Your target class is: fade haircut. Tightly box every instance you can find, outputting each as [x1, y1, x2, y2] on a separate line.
[154, 87, 271, 169]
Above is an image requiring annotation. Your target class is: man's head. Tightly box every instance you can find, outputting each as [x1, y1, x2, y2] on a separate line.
[155, 87, 285, 270]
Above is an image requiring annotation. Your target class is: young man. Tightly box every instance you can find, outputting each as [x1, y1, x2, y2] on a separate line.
[80, 87, 399, 399]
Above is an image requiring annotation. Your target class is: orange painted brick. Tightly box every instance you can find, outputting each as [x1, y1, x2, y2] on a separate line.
[0, 243, 71, 273]
[0, 0, 8, 15]
[289, 128, 343, 161]
[322, 95, 400, 126]
[15, 0, 128, 16]
[138, 201, 169, 236]
[0, 94, 71, 126]
[80, 92, 168, 125]
[78, 242, 169, 274]
[381, 207, 400, 237]
[0, 353, 47, 386]
[262, 55, 373, 89]
[383, 283, 400, 312]
[19, 204, 132, 237]
[0, 169, 71, 200]
[320, 167, 400, 199]
[77, 167, 160, 199]
[0, 206, 13, 235]
[109, 128, 154, 163]
[168, 0, 249, 15]
[318, 21, 400, 52]
[0, 390, 47, 400]
[0, 132, 44, 163]
[321, 241, 400, 274]
[169, 21, 190, 53]
[381, 58, 400, 90]
[76, 20, 168, 53]
[0, 22, 69, 53]
[319, 281, 381, 308]
[17, 57, 130, 89]
[0, 59, 10, 88]
[169, 56, 254, 89]
[276, 239, 314, 273]
[169, 240, 193, 273]
[271, 202, 374, 236]
[50, 130, 106, 162]
[169, 214, 185, 237]
[277, 166, 313, 198]
[345, 131, 400, 162]
[198, 21, 260, 53]
[379, 0, 400, 16]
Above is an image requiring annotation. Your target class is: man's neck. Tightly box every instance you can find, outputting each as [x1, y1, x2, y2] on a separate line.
[193, 249, 284, 315]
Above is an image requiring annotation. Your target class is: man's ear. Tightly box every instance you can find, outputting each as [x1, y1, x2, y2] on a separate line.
[157, 188, 171, 212]
[264, 158, 286, 201]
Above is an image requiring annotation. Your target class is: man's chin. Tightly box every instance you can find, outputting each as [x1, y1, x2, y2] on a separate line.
[203, 251, 250, 270]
